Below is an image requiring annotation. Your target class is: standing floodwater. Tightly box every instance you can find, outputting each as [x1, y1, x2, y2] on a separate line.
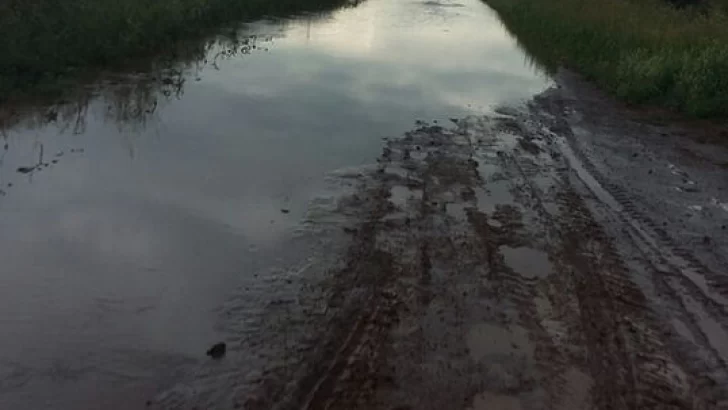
[0, 0, 547, 408]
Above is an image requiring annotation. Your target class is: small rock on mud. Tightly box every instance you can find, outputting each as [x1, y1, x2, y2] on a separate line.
[206, 342, 226, 359]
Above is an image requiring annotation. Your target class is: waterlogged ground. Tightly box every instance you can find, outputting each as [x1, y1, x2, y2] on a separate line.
[3, 0, 728, 409]
[0, 0, 547, 408]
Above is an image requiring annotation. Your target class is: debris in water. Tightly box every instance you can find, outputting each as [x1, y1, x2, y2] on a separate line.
[17, 166, 35, 174]
[206, 342, 226, 359]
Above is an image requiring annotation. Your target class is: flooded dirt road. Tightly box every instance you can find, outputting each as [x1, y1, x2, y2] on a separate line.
[3, 0, 728, 408]
[216, 70, 728, 410]
[0, 0, 547, 408]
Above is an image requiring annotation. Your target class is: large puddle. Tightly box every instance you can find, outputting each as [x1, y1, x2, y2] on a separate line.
[0, 0, 547, 408]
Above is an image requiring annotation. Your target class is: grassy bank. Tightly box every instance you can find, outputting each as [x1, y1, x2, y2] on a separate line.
[486, 0, 728, 118]
[0, 0, 351, 101]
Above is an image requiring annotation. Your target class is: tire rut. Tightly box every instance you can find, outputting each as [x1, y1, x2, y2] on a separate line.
[529, 90, 728, 405]
[246, 94, 727, 409]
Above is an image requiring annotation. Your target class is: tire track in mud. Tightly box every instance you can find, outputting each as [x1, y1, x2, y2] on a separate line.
[485, 119, 695, 410]
[247, 143, 424, 410]
[244, 102, 727, 409]
[561, 124, 728, 316]
[532, 90, 728, 306]
[529, 92, 728, 404]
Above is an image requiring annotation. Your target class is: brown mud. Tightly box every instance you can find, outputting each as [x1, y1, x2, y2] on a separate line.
[210, 71, 728, 410]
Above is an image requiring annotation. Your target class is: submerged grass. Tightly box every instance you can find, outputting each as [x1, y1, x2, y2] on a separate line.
[0, 0, 351, 101]
[486, 0, 728, 118]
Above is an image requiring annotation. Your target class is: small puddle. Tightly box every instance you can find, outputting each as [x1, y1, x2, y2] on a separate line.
[531, 175, 557, 192]
[466, 323, 532, 360]
[469, 392, 523, 410]
[390, 185, 418, 208]
[446, 201, 470, 221]
[474, 182, 514, 214]
[476, 161, 502, 180]
[501, 246, 552, 278]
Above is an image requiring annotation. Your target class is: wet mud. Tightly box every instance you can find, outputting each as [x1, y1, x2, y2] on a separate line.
[0, 0, 551, 407]
[232, 72, 728, 410]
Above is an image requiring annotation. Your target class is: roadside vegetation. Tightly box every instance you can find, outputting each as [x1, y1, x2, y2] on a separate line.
[0, 0, 351, 101]
[486, 0, 728, 118]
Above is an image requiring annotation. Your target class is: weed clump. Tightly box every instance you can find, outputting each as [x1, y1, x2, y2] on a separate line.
[486, 0, 728, 117]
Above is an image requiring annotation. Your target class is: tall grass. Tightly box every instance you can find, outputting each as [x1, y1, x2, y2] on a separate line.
[0, 0, 351, 100]
[486, 0, 728, 118]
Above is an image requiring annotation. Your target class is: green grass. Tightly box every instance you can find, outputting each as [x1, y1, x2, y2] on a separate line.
[486, 0, 728, 118]
[0, 0, 351, 101]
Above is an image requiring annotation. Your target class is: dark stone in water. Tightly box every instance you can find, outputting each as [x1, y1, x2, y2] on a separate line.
[207, 342, 226, 359]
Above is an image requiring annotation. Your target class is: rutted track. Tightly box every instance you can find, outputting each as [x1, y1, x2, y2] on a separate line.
[235, 78, 728, 409]
[529, 74, 728, 404]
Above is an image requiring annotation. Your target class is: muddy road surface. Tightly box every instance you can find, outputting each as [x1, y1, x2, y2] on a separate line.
[2, 0, 728, 408]
[197, 72, 728, 410]
[0, 0, 547, 408]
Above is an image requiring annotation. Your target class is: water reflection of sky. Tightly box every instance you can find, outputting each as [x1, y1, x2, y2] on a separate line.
[0, 0, 548, 408]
